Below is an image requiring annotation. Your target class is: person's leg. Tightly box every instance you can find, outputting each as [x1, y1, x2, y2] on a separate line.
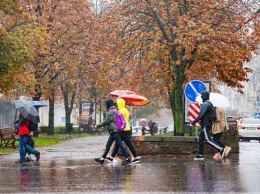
[113, 133, 130, 159]
[25, 140, 40, 161]
[111, 132, 125, 158]
[213, 133, 225, 147]
[16, 135, 27, 162]
[124, 132, 137, 158]
[198, 128, 205, 155]
[95, 134, 115, 165]
[101, 134, 114, 159]
[204, 126, 225, 157]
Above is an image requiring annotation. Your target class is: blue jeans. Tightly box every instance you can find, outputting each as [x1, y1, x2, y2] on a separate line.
[102, 132, 130, 159]
[19, 135, 38, 162]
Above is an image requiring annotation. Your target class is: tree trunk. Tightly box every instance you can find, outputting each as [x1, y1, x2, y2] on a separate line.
[63, 88, 76, 136]
[48, 96, 55, 135]
[32, 96, 41, 138]
[168, 88, 175, 135]
[173, 65, 185, 136]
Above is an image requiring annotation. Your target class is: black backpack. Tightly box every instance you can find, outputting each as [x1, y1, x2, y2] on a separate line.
[28, 122, 38, 131]
[208, 101, 217, 122]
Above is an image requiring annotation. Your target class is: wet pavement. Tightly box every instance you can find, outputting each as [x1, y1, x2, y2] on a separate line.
[1, 136, 260, 193]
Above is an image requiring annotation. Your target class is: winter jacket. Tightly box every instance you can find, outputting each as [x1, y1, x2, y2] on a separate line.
[117, 98, 131, 131]
[18, 117, 30, 136]
[96, 105, 119, 133]
[211, 107, 228, 134]
[191, 100, 214, 127]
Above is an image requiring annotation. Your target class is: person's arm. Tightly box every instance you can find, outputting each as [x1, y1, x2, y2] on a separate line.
[96, 112, 115, 128]
[191, 102, 208, 125]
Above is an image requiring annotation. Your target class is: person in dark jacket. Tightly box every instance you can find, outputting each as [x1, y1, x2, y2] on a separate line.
[94, 99, 132, 165]
[191, 91, 227, 160]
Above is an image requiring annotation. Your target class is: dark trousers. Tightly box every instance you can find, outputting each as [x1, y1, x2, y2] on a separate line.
[102, 132, 130, 159]
[111, 131, 137, 158]
[213, 133, 225, 148]
[198, 126, 223, 155]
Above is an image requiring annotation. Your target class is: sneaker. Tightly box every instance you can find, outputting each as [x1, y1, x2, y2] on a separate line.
[112, 159, 119, 163]
[225, 147, 231, 157]
[122, 158, 132, 165]
[94, 158, 104, 165]
[194, 154, 204, 160]
[35, 152, 40, 161]
[113, 157, 122, 162]
[105, 157, 113, 163]
[221, 148, 226, 158]
[25, 157, 34, 162]
[15, 159, 25, 163]
[131, 158, 140, 164]
[213, 154, 222, 160]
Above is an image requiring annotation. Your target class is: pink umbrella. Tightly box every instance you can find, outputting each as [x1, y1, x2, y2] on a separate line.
[118, 93, 150, 107]
[109, 90, 136, 97]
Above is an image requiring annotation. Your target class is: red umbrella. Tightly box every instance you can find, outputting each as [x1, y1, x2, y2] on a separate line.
[109, 90, 136, 97]
[118, 93, 150, 107]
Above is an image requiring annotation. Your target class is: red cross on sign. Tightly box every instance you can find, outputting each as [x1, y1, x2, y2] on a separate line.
[189, 103, 201, 126]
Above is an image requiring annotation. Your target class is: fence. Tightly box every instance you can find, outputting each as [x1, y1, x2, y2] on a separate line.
[0, 101, 16, 126]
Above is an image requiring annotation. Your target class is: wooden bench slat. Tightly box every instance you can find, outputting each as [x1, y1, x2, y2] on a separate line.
[0, 127, 18, 149]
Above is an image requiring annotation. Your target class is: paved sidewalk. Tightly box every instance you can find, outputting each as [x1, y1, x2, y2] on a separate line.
[0, 136, 260, 193]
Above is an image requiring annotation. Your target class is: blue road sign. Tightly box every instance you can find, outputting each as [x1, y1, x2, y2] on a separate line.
[184, 80, 207, 102]
[254, 112, 260, 118]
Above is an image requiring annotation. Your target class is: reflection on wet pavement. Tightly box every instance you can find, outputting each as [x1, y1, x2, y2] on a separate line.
[0, 140, 260, 193]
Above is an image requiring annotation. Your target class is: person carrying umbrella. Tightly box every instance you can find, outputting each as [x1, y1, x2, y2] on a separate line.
[191, 91, 228, 160]
[212, 107, 232, 159]
[94, 99, 132, 165]
[15, 113, 40, 164]
[106, 98, 140, 164]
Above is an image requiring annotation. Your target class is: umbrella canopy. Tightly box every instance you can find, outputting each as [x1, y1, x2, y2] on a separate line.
[109, 90, 136, 97]
[28, 101, 47, 108]
[195, 92, 230, 107]
[139, 118, 147, 122]
[118, 93, 150, 106]
[15, 100, 40, 124]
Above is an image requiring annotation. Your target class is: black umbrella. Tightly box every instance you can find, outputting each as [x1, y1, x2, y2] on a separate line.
[15, 100, 40, 124]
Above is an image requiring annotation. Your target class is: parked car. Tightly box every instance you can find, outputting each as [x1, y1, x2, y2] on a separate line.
[237, 118, 260, 142]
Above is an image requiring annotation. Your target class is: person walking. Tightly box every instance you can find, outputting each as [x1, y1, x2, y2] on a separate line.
[15, 113, 40, 164]
[191, 91, 227, 160]
[212, 107, 231, 159]
[94, 99, 132, 165]
[14, 114, 36, 162]
[106, 98, 140, 164]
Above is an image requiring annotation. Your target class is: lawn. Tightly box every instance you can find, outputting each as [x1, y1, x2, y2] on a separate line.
[0, 133, 96, 155]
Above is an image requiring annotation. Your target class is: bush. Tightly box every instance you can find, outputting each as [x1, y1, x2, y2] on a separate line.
[39, 125, 84, 134]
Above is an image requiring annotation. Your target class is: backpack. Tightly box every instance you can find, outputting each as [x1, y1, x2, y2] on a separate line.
[28, 122, 38, 131]
[109, 109, 126, 131]
[208, 101, 217, 122]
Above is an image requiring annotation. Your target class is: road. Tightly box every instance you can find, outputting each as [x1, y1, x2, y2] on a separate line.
[0, 136, 260, 193]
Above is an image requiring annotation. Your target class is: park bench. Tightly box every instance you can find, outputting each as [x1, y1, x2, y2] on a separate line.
[0, 126, 19, 149]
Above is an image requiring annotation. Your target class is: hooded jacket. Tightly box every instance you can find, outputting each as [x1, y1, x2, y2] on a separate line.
[191, 91, 214, 127]
[96, 100, 119, 133]
[117, 98, 130, 131]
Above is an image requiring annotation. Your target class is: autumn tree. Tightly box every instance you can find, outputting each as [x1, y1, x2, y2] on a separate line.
[0, 0, 43, 97]
[98, 0, 260, 135]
